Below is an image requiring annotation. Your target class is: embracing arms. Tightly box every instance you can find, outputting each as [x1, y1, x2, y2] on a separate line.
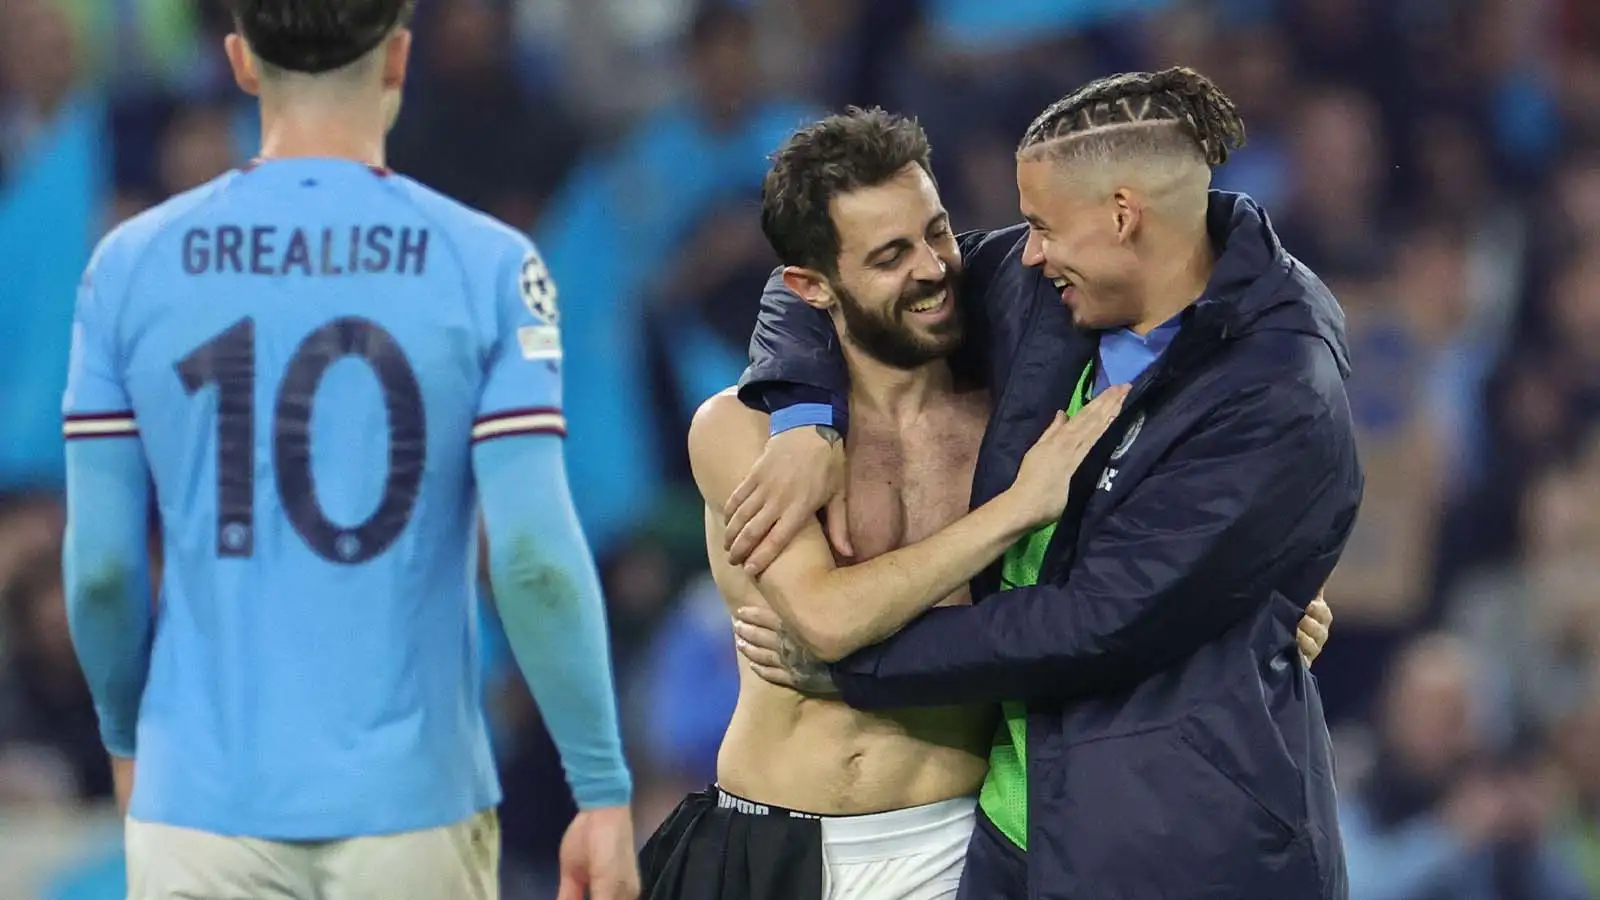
[689, 389, 1124, 663]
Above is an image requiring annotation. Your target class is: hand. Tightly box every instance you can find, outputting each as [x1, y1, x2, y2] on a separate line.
[1297, 590, 1333, 666]
[556, 805, 640, 900]
[733, 606, 840, 696]
[725, 424, 853, 574]
[111, 755, 135, 815]
[1003, 386, 1129, 528]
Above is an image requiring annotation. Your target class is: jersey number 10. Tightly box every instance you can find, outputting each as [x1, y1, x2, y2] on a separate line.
[176, 316, 425, 565]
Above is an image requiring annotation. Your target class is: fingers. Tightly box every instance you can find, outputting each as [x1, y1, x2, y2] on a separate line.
[1072, 385, 1128, 433]
[747, 663, 799, 689]
[735, 637, 783, 669]
[824, 490, 854, 558]
[726, 501, 780, 566]
[723, 472, 758, 524]
[1298, 606, 1329, 643]
[733, 608, 785, 654]
[1297, 629, 1319, 663]
[1308, 592, 1332, 626]
[743, 508, 804, 575]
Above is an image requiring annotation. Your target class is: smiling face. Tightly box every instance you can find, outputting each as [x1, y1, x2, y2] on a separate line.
[762, 108, 967, 370]
[823, 162, 964, 368]
[1016, 157, 1145, 330]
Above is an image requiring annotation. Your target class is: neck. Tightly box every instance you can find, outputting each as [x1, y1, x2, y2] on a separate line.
[1131, 229, 1214, 335]
[843, 342, 955, 423]
[257, 97, 387, 167]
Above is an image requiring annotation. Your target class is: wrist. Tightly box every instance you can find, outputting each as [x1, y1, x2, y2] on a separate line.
[985, 490, 1047, 542]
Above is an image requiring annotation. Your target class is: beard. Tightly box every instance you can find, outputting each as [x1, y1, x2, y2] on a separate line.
[835, 276, 964, 370]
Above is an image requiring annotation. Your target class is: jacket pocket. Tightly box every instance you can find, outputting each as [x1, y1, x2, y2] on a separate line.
[1052, 723, 1314, 899]
[1176, 716, 1301, 839]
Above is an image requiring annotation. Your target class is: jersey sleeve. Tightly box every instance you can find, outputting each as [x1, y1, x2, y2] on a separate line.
[62, 242, 138, 441]
[60, 233, 156, 758]
[472, 235, 566, 445]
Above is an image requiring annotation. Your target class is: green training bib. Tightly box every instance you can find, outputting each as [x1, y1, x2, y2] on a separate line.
[977, 362, 1094, 850]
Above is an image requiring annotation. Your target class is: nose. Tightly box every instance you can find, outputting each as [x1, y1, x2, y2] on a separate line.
[910, 241, 948, 283]
[1021, 229, 1045, 268]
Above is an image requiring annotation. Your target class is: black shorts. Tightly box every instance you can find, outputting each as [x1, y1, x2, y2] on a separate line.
[639, 786, 826, 900]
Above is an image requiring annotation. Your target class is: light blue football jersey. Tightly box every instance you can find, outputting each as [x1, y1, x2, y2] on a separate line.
[61, 157, 567, 839]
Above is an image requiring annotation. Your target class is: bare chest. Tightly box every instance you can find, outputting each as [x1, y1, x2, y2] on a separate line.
[842, 393, 988, 565]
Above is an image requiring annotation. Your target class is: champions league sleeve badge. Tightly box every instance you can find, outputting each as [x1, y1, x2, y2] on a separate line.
[519, 247, 560, 326]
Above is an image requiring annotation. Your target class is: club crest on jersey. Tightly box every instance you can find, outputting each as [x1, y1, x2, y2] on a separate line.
[519, 248, 559, 325]
[1110, 411, 1144, 461]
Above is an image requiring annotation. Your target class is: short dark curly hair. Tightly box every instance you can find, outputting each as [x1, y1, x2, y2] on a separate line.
[230, 0, 416, 75]
[761, 107, 934, 276]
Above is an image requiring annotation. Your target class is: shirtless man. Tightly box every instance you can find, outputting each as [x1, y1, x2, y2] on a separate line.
[639, 108, 1332, 900]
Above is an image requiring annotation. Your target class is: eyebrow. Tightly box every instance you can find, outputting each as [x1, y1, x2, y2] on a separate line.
[1023, 213, 1047, 230]
[863, 210, 952, 264]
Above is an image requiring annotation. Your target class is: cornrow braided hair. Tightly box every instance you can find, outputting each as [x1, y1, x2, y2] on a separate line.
[1018, 66, 1247, 167]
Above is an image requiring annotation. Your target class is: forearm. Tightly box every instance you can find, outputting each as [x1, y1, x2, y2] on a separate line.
[477, 437, 632, 809]
[759, 492, 1034, 662]
[62, 441, 154, 758]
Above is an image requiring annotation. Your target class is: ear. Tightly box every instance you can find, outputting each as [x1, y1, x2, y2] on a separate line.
[381, 29, 412, 91]
[781, 266, 835, 311]
[1111, 187, 1141, 244]
[224, 33, 261, 97]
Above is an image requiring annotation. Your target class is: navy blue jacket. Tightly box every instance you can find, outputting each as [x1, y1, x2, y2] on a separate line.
[739, 193, 1360, 899]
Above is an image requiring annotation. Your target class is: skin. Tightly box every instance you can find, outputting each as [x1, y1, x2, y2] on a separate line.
[689, 162, 1127, 814]
[722, 139, 1341, 686]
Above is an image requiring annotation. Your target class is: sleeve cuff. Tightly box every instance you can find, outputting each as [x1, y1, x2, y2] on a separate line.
[769, 403, 835, 435]
[761, 384, 849, 437]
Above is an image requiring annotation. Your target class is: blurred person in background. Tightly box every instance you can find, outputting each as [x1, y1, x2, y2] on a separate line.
[0, 552, 110, 806]
[1341, 633, 1589, 900]
[387, 0, 582, 230]
[58, 0, 635, 897]
[1273, 85, 1389, 280]
[1550, 673, 1600, 896]
[532, 1, 818, 555]
[0, 0, 105, 491]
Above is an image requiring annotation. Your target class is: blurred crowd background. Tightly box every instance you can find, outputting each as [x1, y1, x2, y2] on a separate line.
[2, 0, 1599, 897]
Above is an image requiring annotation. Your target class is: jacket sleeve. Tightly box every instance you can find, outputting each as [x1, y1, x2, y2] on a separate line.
[737, 227, 1023, 428]
[735, 267, 850, 425]
[829, 379, 1361, 709]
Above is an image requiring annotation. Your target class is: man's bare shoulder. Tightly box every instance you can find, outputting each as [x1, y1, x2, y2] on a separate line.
[687, 388, 770, 508]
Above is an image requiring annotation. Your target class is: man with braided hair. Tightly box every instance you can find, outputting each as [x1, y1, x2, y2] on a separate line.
[724, 67, 1359, 899]
[60, 2, 637, 898]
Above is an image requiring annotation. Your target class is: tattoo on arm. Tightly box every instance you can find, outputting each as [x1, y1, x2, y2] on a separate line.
[776, 623, 839, 695]
[814, 425, 842, 447]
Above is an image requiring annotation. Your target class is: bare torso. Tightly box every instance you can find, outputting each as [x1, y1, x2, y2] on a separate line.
[708, 385, 995, 814]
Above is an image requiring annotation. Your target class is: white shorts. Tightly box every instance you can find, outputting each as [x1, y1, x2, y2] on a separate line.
[124, 809, 499, 900]
[819, 796, 975, 900]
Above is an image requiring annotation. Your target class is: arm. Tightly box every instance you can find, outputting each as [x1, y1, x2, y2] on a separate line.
[61, 245, 155, 761]
[472, 233, 630, 809]
[830, 380, 1361, 709]
[689, 392, 1039, 662]
[475, 435, 631, 808]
